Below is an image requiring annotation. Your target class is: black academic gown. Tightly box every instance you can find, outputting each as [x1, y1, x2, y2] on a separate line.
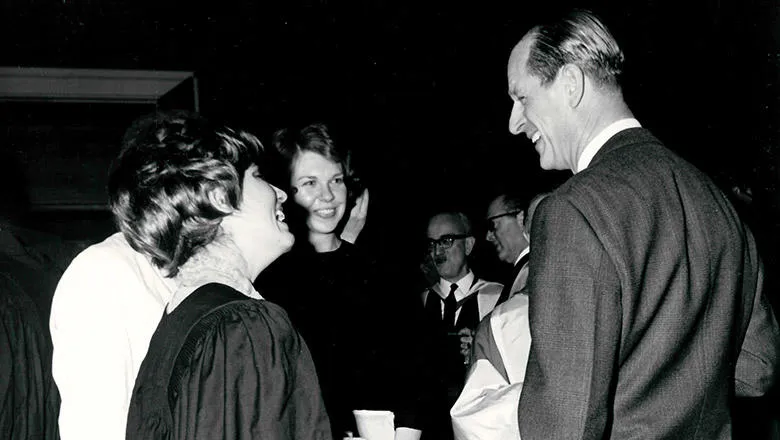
[126, 283, 332, 440]
[0, 227, 62, 440]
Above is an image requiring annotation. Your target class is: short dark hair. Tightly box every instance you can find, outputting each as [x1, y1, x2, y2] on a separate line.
[527, 9, 624, 89]
[271, 122, 360, 195]
[497, 189, 534, 215]
[108, 110, 263, 277]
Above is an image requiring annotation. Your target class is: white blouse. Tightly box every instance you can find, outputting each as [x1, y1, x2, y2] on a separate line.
[50, 233, 175, 440]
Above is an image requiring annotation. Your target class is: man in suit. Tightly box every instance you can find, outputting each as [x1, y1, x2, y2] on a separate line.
[420, 210, 502, 440]
[485, 191, 548, 305]
[450, 191, 548, 440]
[507, 9, 779, 439]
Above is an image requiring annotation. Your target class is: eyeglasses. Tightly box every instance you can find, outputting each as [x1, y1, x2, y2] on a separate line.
[426, 234, 471, 251]
[485, 211, 522, 232]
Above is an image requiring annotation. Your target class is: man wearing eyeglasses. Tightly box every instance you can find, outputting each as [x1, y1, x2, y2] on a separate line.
[451, 191, 548, 439]
[484, 191, 537, 305]
[419, 211, 502, 440]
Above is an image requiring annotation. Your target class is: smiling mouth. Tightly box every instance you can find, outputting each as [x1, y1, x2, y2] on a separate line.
[314, 208, 338, 218]
[530, 132, 541, 143]
[275, 208, 286, 222]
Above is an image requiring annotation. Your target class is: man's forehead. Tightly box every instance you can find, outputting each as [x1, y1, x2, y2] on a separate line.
[511, 33, 535, 65]
[486, 196, 507, 218]
[428, 214, 466, 237]
[507, 35, 534, 95]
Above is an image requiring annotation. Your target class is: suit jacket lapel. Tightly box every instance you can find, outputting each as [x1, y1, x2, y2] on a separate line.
[497, 254, 528, 305]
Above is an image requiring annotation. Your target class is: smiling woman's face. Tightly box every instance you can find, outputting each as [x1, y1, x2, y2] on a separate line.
[218, 164, 294, 276]
[290, 150, 348, 236]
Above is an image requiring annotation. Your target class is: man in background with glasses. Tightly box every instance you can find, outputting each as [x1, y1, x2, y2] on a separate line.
[450, 191, 550, 439]
[419, 210, 502, 440]
[484, 190, 540, 305]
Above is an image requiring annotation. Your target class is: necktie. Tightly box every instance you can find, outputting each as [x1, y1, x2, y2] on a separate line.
[497, 253, 530, 306]
[443, 283, 458, 331]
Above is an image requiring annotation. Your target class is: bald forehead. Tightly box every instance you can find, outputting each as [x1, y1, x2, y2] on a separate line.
[487, 195, 508, 218]
[507, 33, 535, 98]
[509, 36, 532, 64]
[427, 213, 469, 236]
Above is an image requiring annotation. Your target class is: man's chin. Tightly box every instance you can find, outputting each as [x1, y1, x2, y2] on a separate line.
[539, 157, 556, 170]
[435, 264, 456, 278]
[539, 155, 569, 172]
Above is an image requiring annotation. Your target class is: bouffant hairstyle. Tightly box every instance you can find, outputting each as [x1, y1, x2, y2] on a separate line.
[108, 110, 263, 277]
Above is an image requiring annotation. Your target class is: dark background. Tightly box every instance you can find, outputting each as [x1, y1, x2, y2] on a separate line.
[1, 1, 778, 435]
[1, 0, 778, 277]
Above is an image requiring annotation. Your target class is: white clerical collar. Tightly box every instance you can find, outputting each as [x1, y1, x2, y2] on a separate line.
[438, 270, 475, 302]
[576, 118, 641, 173]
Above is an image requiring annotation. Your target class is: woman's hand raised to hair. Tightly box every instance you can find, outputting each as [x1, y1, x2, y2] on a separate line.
[340, 189, 369, 244]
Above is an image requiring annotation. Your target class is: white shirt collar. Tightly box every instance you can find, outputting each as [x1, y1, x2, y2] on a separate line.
[437, 270, 475, 302]
[576, 118, 641, 173]
[514, 246, 529, 266]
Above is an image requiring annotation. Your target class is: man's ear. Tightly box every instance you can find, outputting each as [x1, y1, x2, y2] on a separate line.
[464, 236, 476, 256]
[514, 211, 526, 228]
[560, 63, 585, 108]
[207, 187, 234, 215]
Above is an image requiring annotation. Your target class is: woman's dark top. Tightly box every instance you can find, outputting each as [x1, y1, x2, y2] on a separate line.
[126, 283, 332, 440]
[256, 241, 429, 439]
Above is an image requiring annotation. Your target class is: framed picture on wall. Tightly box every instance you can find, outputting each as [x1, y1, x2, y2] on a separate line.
[0, 67, 196, 210]
[0, 67, 196, 239]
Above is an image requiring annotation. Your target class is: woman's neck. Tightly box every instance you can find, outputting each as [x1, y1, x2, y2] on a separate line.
[168, 235, 259, 312]
[308, 231, 342, 253]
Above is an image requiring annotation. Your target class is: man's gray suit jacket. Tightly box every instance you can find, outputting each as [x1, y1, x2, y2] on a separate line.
[518, 128, 779, 440]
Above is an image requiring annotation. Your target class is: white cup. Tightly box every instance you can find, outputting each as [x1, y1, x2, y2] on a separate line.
[352, 409, 395, 440]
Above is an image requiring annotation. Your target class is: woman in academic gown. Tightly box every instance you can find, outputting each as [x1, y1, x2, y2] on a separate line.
[120, 111, 331, 440]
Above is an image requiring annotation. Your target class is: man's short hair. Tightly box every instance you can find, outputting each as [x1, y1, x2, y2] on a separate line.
[497, 189, 534, 215]
[527, 9, 624, 89]
[108, 110, 263, 277]
[430, 211, 473, 236]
